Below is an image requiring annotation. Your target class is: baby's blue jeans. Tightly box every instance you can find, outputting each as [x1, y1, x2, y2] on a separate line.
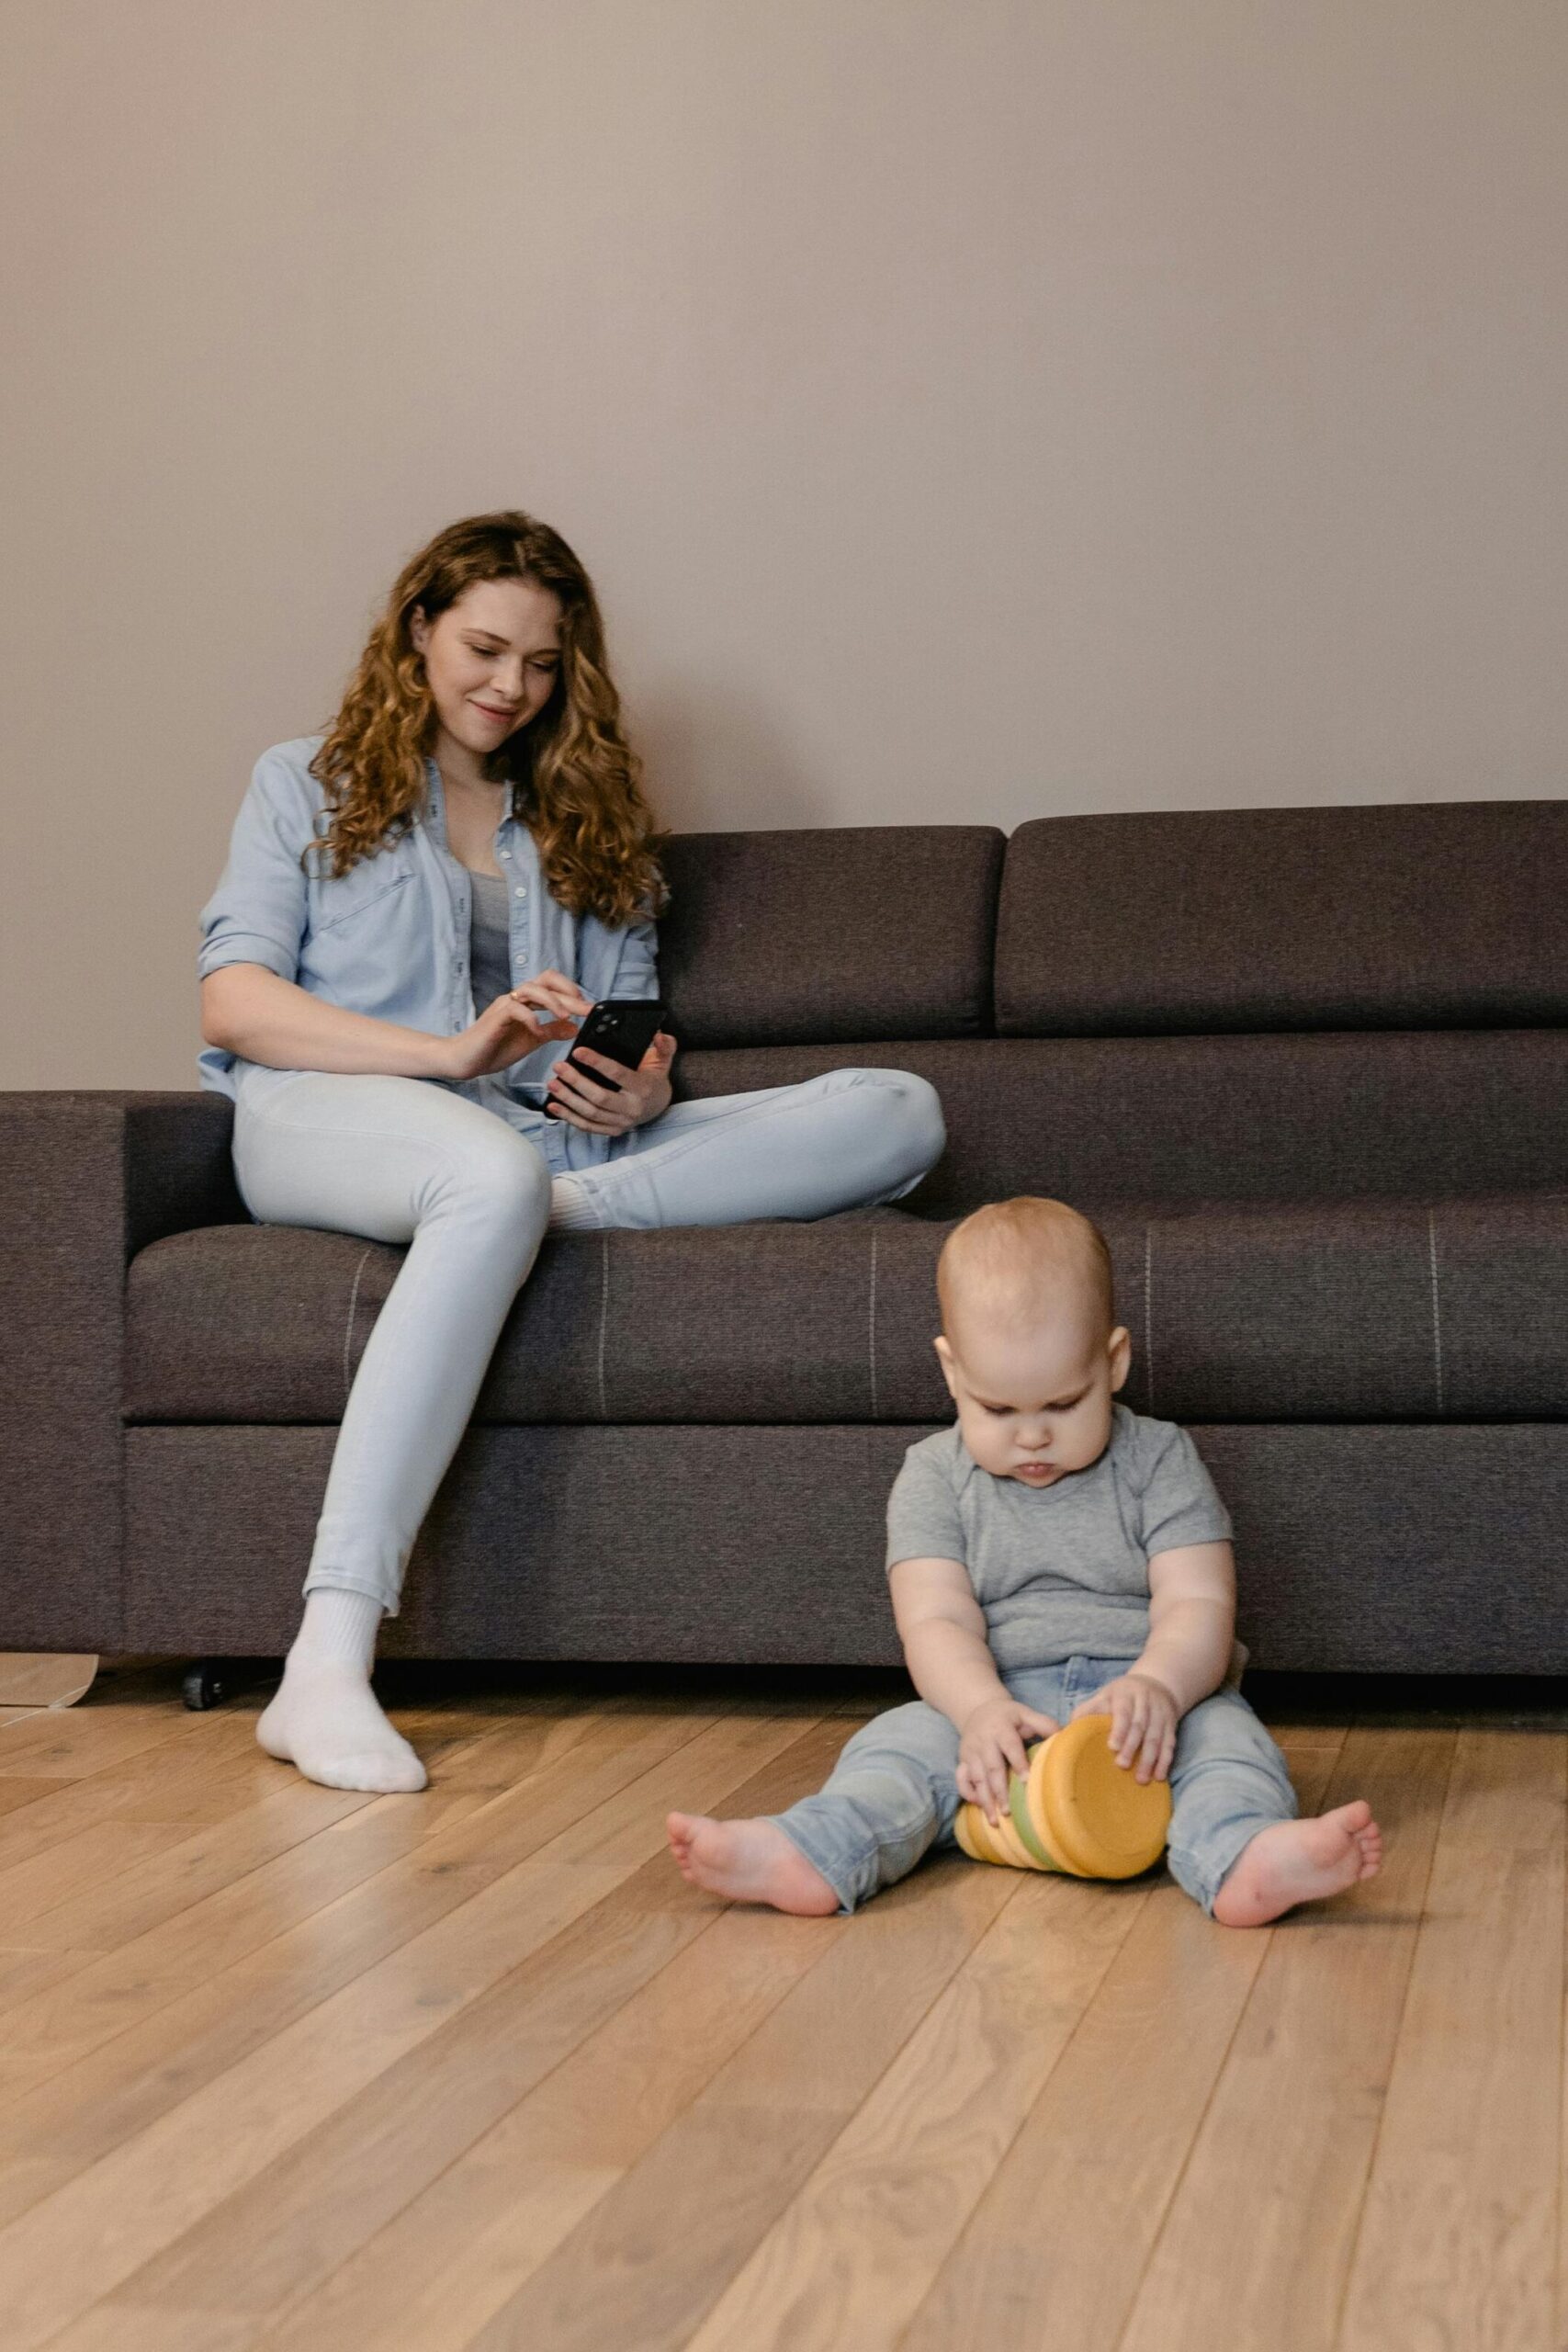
[770, 1655, 1299, 1917]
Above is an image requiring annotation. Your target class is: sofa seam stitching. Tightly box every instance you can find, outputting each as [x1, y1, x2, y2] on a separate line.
[1144, 1222, 1155, 1413]
[868, 1227, 880, 1419]
[597, 1231, 611, 1420]
[1427, 1207, 1444, 1413]
[342, 1245, 375, 1401]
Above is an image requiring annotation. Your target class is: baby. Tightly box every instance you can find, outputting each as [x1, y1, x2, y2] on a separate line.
[669, 1196, 1382, 1926]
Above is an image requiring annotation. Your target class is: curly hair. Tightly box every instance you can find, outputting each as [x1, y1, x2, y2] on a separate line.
[310, 512, 666, 928]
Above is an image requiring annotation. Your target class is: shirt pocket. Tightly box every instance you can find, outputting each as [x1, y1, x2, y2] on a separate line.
[310, 864, 415, 934]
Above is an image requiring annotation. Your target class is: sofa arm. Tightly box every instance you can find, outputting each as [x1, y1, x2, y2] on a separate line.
[0, 1091, 242, 1652]
[122, 1091, 243, 1257]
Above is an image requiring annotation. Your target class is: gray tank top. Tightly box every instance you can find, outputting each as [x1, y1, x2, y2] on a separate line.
[468, 869, 513, 1012]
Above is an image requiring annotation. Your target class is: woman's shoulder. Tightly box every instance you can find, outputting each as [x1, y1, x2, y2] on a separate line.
[248, 736, 328, 801]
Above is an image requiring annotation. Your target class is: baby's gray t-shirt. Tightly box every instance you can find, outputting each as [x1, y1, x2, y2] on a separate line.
[886, 1404, 1238, 1678]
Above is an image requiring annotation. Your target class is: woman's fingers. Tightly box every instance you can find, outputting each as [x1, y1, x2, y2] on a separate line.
[513, 983, 588, 1027]
[548, 1053, 619, 1109]
[530, 968, 592, 1014]
[569, 1047, 617, 1075]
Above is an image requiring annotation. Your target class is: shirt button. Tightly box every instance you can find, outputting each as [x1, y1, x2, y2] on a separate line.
[500, 849, 512, 861]
[514, 886, 526, 898]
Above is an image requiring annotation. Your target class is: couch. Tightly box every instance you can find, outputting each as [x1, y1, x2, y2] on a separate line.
[5, 799, 1567, 1680]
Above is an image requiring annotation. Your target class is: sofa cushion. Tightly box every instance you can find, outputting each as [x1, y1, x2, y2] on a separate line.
[656, 826, 1005, 1047]
[120, 1420, 1568, 1671]
[676, 1030, 1568, 1218]
[996, 801, 1568, 1036]
[124, 1213, 954, 1429]
[124, 1192, 1568, 1428]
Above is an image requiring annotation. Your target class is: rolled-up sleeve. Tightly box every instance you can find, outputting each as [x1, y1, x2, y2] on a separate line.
[197, 747, 314, 983]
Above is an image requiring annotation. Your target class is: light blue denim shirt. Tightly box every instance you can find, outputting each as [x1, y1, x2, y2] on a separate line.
[197, 737, 660, 1170]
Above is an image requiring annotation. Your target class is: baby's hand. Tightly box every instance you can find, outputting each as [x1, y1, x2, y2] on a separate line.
[957, 1697, 1061, 1822]
[1070, 1674, 1179, 1784]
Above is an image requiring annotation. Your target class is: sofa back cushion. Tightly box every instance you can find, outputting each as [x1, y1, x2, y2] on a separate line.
[997, 801, 1568, 1035]
[673, 1028, 1568, 1216]
[657, 826, 1005, 1047]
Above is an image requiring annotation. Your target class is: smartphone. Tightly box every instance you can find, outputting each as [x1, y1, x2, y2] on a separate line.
[543, 998, 671, 1115]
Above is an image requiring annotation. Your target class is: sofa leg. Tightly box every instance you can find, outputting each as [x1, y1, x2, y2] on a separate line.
[0, 1654, 99, 1712]
[182, 1659, 238, 1712]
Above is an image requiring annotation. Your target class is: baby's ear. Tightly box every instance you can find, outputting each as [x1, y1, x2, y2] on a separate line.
[933, 1334, 960, 1401]
[1108, 1325, 1133, 1394]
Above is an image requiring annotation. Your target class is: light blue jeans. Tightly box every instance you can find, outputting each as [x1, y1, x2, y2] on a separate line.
[770, 1655, 1299, 1916]
[231, 1060, 945, 1612]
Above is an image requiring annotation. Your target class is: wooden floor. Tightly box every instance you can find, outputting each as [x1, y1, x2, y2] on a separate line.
[0, 1661, 1561, 2352]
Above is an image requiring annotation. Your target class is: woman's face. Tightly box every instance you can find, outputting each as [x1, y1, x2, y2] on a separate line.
[410, 576, 564, 768]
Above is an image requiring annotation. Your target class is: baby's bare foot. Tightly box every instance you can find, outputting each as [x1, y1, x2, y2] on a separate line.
[1212, 1800, 1382, 1928]
[666, 1813, 840, 1915]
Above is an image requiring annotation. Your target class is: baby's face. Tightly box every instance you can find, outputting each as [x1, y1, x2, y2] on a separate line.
[935, 1307, 1131, 1487]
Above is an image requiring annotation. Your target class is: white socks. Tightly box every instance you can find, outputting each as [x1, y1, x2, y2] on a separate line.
[547, 1175, 602, 1233]
[256, 1586, 427, 1794]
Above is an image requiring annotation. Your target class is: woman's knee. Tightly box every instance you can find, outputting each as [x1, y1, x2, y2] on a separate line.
[434, 1122, 552, 1247]
[823, 1068, 945, 1182]
[869, 1069, 946, 1186]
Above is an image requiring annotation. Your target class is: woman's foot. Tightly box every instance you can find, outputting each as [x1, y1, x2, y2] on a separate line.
[1211, 1800, 1382, 1927]
[667, 1813, 840, 1914]
[257, 1666, 427, 1793]
[256, 1587, 426, 1795]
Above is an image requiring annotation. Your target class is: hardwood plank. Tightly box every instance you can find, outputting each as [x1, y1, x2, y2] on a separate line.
[0, 1709, 36, 1731]
[107, 1718, 858, 2342]
[463, 1856, 1019, 2352]
[0, 1718, 263, 1878]
[1094, 1726, 1452, 2352]
[1276, 1735, 1348, 1792]
[684, 1870, 1148, 2352]
[0, 1779, 60, 1820]
[6, 1781, 373, 1956]
[1337, 1727, 1565, 2352]
[0, 1708, 818, 2351]
[0, 1706, 690, 2135]
[0, 1703, 200, 1781]
[0, 1820, 193, 1934]
[0, 1948, 100, 2010]
[32, 2304, 258, 2352]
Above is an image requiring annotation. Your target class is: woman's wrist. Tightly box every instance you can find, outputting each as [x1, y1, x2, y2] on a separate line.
[412, 1030, 459, 1081]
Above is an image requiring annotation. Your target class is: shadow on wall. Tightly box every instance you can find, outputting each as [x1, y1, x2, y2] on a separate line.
[636, 684, 837, 833]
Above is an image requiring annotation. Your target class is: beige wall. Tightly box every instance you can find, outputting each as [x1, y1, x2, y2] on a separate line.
[4, 1, 1565, 1090]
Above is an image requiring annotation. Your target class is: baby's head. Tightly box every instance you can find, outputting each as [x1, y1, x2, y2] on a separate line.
[934, 1198, 1131, 1487]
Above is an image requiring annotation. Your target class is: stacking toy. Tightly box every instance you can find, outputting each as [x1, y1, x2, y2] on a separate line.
[954, 1713, 1169, 1880]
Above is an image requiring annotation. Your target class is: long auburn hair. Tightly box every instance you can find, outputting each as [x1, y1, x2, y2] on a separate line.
[310, 512, 665, 927]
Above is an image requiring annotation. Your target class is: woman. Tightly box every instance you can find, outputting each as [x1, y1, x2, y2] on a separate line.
[199, 512, 945, 1794]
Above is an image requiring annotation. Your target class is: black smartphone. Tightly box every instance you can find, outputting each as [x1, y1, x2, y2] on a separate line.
[543, 998, 671, 1115]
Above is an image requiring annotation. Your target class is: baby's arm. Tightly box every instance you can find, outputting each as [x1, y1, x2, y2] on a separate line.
[1136, 1541, 1237, 1713]
[1071, 1541, 1237, 1781]
[890, 1557, 1059, 1818]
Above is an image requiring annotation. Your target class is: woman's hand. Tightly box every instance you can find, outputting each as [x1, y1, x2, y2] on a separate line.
[1069, 1673, 1180, 1785]
[546, 1030, 678, 1136]
[957, 1696, 1062, 1823]
[433, 971, 591, 1082]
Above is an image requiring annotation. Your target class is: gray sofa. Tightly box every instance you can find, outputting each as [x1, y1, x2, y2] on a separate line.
[5, 800, 1567, 1679]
